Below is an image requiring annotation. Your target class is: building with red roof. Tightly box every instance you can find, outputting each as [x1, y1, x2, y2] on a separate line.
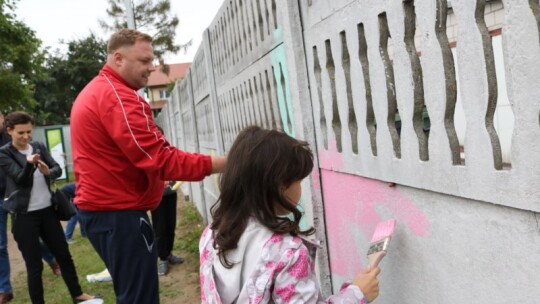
[146, 62, 191, 113]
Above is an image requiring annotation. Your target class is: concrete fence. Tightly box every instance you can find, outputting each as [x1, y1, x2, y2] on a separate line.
[155, 0, 540, 302]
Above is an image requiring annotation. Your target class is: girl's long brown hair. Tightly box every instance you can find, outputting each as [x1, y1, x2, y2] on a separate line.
[210, 126, 315, 268]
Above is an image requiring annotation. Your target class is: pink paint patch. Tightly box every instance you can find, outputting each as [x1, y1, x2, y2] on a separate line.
[319, 140, 344, 171]
[321, 170, 429, 277]
[275, 284, 296, 302]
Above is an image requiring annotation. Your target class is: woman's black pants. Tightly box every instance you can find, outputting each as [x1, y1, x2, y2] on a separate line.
[12, 207, 82, 304]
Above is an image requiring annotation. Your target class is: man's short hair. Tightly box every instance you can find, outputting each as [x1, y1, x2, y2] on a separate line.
[107, 29, 152, 54]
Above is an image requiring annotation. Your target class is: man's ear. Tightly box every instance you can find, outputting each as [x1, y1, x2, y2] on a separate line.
[112, 51, 124, 67]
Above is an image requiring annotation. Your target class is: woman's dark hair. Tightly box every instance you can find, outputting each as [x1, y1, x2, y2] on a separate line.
[211, 126, 315, 268]
[4, 111, 34, 130]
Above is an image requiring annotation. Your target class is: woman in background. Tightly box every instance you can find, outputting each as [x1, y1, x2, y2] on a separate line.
[0, 111, 98, 303]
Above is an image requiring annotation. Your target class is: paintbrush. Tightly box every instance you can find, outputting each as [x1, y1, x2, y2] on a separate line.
[367, 219, 396, 267]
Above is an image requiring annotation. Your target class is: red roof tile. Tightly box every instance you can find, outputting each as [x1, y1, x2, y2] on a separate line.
[147, 62, 191, 87]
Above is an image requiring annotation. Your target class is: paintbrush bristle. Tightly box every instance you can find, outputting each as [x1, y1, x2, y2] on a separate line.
[370, 219, 396, 243]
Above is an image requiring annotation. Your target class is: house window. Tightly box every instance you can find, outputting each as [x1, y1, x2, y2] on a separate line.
[159, 89, 170, 99]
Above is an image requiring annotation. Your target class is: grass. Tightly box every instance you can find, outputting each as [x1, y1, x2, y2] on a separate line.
[176, 203, 205, 255]
[10, 197, 205, 303]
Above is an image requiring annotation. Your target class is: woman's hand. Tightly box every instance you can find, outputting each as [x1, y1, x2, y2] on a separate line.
[37, 160, 50, 176]
[353, 266, 381, 303]
[26, 153, 40, 164]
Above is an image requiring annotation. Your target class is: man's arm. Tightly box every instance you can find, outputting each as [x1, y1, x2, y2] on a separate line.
[210, 156, 227, 174]
[102, 90, 213, 181]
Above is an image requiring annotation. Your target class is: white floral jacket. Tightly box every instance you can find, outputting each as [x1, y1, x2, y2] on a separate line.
[199, 225, 367, 304]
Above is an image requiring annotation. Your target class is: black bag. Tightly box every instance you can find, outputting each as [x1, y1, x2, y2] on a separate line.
[51, 188, 76, 221]
[3, 189, 31, 214]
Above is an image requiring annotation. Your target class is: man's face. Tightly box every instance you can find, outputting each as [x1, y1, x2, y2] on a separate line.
[116, 40, 156, 88]
[0, 113, 4, 127]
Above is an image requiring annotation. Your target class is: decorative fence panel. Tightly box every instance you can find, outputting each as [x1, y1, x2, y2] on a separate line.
[157, 0, 540, 302]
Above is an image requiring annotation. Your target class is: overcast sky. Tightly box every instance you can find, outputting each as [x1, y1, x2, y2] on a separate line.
[14, 0, 224, 63]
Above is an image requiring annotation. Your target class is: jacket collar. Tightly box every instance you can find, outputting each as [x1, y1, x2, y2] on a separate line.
[8, 141, 38, 167]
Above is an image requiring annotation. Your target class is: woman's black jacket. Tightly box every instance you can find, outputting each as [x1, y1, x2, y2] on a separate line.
[0, 141, 62, 214]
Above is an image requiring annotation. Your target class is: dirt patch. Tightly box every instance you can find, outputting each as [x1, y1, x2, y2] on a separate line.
[159, 194, 201, 303]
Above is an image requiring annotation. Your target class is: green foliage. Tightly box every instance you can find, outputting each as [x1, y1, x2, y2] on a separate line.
[0, 1, 105, 125]
[99, 0, 192, 60]
[33, 34, 107, 125]
[0, 0, 44, 112]
[165, 81, 176, 93]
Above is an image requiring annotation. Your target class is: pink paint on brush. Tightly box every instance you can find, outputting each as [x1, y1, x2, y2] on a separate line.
[371, 219, 396, 243]
[367, 219, 396, 267]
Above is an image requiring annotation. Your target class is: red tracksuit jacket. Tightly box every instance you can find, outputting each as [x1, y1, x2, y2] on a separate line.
[70, 64, 211, 211]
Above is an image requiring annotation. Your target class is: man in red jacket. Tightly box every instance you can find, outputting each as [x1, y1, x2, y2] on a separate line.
[70, 29, 226, 304]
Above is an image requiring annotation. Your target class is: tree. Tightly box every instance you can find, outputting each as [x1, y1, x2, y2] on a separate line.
[0, 0, 45, 112]
[33, 34, 107, 125]
[99, 0, 191, 60]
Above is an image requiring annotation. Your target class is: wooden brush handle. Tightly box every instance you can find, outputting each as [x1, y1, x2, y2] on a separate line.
[367, 251, 386, 267]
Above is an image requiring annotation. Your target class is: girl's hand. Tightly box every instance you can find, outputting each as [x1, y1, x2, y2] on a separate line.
[353, 266, 381, 303]
[37, 160, 50, 176]
[27, 153, 40, 164]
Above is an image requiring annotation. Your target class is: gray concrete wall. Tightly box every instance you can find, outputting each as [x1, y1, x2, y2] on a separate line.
[157, 0, 540, 302]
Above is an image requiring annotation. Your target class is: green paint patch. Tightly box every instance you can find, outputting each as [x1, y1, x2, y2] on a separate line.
[271, 44, 295, 137]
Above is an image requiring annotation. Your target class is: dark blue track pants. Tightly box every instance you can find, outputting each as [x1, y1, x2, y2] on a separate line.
[79, 209, 159, 304]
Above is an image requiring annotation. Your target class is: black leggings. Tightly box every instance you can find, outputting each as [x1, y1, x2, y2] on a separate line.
[12, 207, 82, 304]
